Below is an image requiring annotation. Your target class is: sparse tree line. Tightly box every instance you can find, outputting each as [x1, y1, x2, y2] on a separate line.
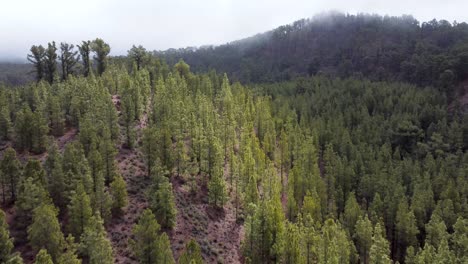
[27, 38, 111, 83]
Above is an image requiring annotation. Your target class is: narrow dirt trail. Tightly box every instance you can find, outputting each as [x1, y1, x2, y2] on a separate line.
[107, 94, 151, 264]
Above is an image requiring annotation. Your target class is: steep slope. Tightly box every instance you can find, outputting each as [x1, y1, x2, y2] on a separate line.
[158, 13, 468, 88]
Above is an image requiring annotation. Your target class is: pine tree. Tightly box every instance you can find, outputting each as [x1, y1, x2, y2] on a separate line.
[128, 45, 149, 71]
[318, 219, 354, 264]
[150, 178, 176, 229]
[110, 173, 128, 215]
[158, 233, 175, 264]
[1, 148, 21, 203]
[78, 40, 92, 77]
[99, 128, 118, 184]
[130, 209, 161, 263]
[142, 127, 158, 177]
[68, 182, 92, 240]
[48, 95, 65, 136]
[179, 239, 203, 264]
[28, 204, 64, 261]
[369, 223, 392, 264]
[354, 215, 373, 264]
[451, 217, 467, 262]
[283, 222, 302, 264]
[208, 167, 228, 208]
[34, 249, 53, 264]
[16, 177, 51, 227]
[395, 199, 419, 262]
[0, 104, 12, 140]
[425, 213, 449, 248]
[59, 42, 79, 80]
[91, 172, 112, 223]
[0, 208, 14, 263]
[91, 38, 110, 75]
[27, 45, 46, 82]
[44, 41, 58, 84]
[57, 235, 81, 264]
[342, 192, 362, 237]
[121, 89, 136, 149]
[80, 215, 113, 264]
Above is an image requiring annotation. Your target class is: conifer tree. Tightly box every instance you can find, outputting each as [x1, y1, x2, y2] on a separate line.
[208, 167, 228, 208]
[0, 208, 14, 263]
[121, 90, 136, 149]
[60, 42, 79, 80]
[91, 172, 112, 223]
[142, 127, 158, 177]
[342, 192, 362, 236]
[16, 177, 51, 227]
[451, 217, 467, 262]
[80, 215, 113, 264]
[110, 173, 128, 215]
[34, 249, 53, 264]
[0, 104, 12, 140]
[78, 40, 92, 77]
[28, 204, 64, 261]
[44, 41, 58, 84]
[158, 233, 175, 264]
[91, 38, 110, 75]
[354, 215, 373, 264]
[179, 239, 203, 264]
[46, 149, 66, 210]
[68, 182, 92, 240]
[130, 209, 161, 263]
[57, 235, 81, 264]
[283, 222, 302, 264]
[395, 199, 419, 262]
[1, 147, 21, 203]
[27, 45, 46, 82]
[369, 223, 392, 264]
[128, 45, 149, 71]
[150, 178, 176, 229]
[48, 95, 65, 136]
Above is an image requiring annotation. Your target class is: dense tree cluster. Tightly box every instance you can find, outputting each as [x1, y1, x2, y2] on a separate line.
[159, 13, 468, 97]
[0, 34, 466, 263]
[26, 38, 111, 83]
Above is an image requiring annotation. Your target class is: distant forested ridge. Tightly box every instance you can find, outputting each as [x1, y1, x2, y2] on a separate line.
[157, 13, 468, 92]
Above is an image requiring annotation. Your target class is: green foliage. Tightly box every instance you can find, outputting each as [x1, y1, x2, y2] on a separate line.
[34, 249, 53, 264]
[110, 173, 128, 215]
[0, 209, 14, 263]
[131, 209, 174, 263]
[1, 147, 21, 203]
[57, 235, 81, 264]
[27, 45, 46, 82]
[369, 223, 392, 264]
[80, 215, 113, 264]
[28, 204, 64, 261]
[60, 42, 79, 80]
[91, 38, 110, 75]
[149, 178, 176, 229]
[208, 169, 227, 208]
[179, 239, 203, 264]
[68, 182, 93, 239]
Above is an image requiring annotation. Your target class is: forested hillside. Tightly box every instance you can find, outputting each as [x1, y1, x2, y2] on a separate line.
[158, 13, 468, 94]
[0, 13, 467, 264]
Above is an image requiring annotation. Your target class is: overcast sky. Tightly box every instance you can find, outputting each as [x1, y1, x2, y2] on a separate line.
[1, 0, 467, 61]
